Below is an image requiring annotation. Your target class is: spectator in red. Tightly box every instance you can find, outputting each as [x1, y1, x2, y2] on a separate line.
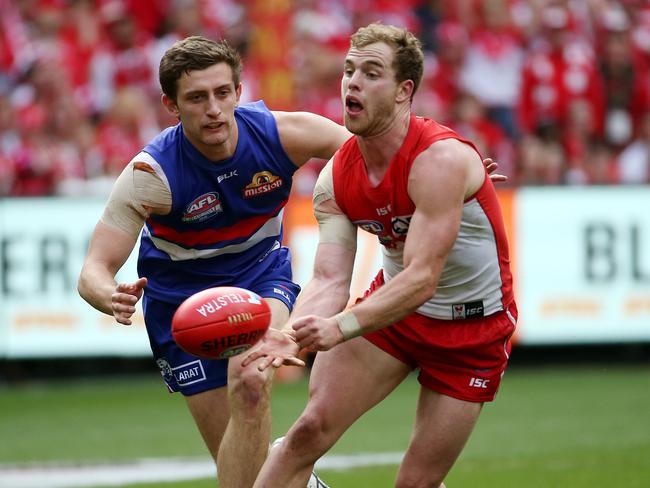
[425, 21, 468, 121]
[459, 0, 524, 140]
[88, 2, 156, 114]
[449, 91, 516, 181]
[597, 6, 650, 148]
[518, 4, 604, 139]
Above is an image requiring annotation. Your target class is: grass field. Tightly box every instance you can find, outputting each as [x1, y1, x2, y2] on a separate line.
[1, 362, 649, 487]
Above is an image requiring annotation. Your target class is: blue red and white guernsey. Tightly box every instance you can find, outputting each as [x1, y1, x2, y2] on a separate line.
[332, 115, 515, 321]
[134, 101, 298, 305]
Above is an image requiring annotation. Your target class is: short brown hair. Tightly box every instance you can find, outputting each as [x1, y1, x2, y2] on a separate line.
[159, 36, 242, 101]
[350, 23, 424, 100]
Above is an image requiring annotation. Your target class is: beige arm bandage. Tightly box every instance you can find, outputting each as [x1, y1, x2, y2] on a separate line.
[334, 309, 363, 340]
[313, 160, 357, 251]
[100, 160, 172, 239]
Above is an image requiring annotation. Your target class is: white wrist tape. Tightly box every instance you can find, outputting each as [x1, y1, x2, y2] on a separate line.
[334, 310, 362, 340]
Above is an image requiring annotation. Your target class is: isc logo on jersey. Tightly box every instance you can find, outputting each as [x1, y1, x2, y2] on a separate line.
[244, 171, 283, 198]
[182, 192, 223, 223]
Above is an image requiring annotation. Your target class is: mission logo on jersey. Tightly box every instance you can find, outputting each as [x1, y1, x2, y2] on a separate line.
[182, 192, 223, 223]
[243, 171, 284, 198]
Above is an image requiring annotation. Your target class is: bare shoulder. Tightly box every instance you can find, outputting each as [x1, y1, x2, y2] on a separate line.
[272, 111, 351, 166]
[410, 138, 484, 198]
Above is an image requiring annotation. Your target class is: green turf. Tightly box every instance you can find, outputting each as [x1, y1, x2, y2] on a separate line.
[1, 364, 649, 487]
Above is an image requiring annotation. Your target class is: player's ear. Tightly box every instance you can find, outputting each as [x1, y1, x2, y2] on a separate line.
[162, 94, 180, 119]
[396, 79, 414, 104]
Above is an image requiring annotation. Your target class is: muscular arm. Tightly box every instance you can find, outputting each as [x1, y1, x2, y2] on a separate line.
[78, 221, 141, 315]
[243, 161, 357, 368]
[343, 139, 485, 333]
[273, 111, 352, 166]
[291, 139, 485, 350]
[77, 160, 170, 324]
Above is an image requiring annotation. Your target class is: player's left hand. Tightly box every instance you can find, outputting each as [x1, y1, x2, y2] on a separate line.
[292, 315, 344, 351]
[242, 327, 305, 372]
[483, 157, 508, 182]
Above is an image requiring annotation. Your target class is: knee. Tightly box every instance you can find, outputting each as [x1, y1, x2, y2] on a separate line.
[228, 365, 272, 413]
[284, 411, 332, 457]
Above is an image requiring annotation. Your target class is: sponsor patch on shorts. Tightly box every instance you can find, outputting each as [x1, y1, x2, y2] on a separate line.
[451, 300, 484, 320]
[172, 360, 207, 386]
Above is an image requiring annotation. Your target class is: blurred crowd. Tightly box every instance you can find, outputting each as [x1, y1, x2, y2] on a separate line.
[1, 0, 650, 197]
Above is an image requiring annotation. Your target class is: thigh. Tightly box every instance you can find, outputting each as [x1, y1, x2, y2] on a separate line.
[304, 337, 413, 434]
[397, 387, 483, 485]
[185, 387, 231, 460]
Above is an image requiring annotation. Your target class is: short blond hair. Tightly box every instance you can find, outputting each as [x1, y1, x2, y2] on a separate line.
[350, 23, 424, 99]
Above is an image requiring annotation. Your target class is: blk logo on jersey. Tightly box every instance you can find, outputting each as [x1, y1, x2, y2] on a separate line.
[217, 169, 238, 183]
[244, 171, 283, 198]
[182, 192, 223, 223]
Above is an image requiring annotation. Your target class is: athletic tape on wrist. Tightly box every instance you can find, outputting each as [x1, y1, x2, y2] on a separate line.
[334, 310, 362, 340]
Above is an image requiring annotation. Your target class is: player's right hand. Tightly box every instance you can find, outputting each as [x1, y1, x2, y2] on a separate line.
[242, 328, 305, 372]
[111, 277, 148, 325]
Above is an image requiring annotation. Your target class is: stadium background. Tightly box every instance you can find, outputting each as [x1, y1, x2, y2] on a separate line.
[1, 0, 649, 487]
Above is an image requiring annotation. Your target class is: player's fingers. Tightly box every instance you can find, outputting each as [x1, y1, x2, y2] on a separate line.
[113, 293, 138, 305]
[242, 351, 264, 367]
[286, 358, 306, 367]
[256, 356, 275, 372]
[115, 315, 132, 326]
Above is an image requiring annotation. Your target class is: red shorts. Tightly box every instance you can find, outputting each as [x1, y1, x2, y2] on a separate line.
[359, 271, 517, 403]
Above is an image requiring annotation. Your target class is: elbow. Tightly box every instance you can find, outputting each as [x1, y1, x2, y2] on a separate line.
[77, 274, 88, 300]
[409, 267, 439, 306]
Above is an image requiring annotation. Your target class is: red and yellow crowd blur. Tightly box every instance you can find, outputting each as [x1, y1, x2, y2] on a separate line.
[1, 0, 650, 198]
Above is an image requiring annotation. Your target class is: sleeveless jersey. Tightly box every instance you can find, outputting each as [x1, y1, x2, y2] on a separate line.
[135, 101, 298, 303]
[332, 115, 514, 320]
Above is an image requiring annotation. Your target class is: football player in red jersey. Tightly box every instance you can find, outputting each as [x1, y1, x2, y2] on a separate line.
[247, 23, 517, 488]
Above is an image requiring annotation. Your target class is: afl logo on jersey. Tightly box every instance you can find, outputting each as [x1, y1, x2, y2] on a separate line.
[182, 192, 223, 223]
[243, 171, 284, 198]
[353, 220, 384, 235]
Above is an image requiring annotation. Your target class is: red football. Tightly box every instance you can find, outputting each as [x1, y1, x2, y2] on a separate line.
[172, 286, 271, 359]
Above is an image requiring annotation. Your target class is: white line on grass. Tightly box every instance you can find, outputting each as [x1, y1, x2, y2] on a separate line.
[0, 452, 404, 488]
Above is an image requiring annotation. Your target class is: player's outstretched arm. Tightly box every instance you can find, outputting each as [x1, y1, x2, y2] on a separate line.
[243, 159, 357, 367]
[78, 221, 144, 325]
[77, 160, 168, 325]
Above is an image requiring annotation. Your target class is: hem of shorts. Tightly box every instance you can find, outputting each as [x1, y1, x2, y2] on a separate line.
[176, 382, 228, 396]
[417, 376, 497, 403]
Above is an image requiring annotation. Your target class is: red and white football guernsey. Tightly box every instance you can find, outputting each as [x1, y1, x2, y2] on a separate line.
[332, 115, 514, 321]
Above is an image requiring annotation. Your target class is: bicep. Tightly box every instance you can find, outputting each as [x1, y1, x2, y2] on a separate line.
[402, 145, 468, 271]
[274, 111, 351, 165]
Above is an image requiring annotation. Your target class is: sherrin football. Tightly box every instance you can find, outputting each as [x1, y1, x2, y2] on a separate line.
[172, 286, 271, 359]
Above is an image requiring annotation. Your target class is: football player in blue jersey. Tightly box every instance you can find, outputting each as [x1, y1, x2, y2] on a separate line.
[78, 36, 346, 488]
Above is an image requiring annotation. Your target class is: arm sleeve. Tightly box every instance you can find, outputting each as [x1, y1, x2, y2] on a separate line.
[312, 160, 357, 251]
[100, 160, 172, 239]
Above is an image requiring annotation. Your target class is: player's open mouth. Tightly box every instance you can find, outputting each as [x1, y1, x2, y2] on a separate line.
[345, 96, 364, 115]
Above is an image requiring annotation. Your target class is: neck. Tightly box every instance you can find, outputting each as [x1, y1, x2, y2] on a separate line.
[357, 104, 411, 171]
